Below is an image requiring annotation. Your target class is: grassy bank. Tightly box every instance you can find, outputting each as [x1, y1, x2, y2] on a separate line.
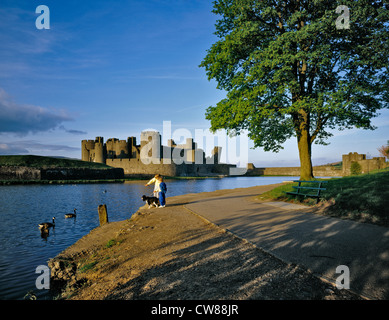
[259, 168, 389, 227]
[0, 155, 111, 169]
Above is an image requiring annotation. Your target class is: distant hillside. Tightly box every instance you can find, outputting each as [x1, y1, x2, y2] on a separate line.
[0, 155, 112, 169]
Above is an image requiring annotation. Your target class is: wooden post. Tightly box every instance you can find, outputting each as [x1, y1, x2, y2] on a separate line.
[98, 204, 109, 226]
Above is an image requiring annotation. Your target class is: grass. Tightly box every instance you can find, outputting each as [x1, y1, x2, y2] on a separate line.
[0, 155, 112, 169]
[77, 240, 118, 274]
[105, 239, 117, 248]
[78, 261, 98, 273]
[259, 168, 389, 227]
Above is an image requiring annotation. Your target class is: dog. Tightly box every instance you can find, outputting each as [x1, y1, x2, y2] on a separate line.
[141, 195, 160, 208]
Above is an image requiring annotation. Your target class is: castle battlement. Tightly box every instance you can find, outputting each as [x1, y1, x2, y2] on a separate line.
[81, 131, 234, 177]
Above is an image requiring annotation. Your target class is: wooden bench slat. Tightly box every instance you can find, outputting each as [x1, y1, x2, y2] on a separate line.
[292, 186, 326, 190]
[292, 180, 328, 183]
[286, 180, 329, 204]
[286, 192, 320, 198]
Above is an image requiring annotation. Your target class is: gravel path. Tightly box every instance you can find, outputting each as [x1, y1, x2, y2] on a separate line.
[49, 187, 364, 300]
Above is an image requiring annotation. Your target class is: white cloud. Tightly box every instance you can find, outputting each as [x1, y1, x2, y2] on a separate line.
[0, 87, 73, 135]
[0, 140, 79, 155]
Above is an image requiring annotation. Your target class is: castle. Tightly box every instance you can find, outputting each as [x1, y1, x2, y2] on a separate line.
[245, 152, 387, 177]
[81, 131, 236, 177]
[341, 152, 387, 175]
[82, 131, 388, 178]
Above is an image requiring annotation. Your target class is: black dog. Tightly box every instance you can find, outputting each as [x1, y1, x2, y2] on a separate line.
[141, 195, 160, 208]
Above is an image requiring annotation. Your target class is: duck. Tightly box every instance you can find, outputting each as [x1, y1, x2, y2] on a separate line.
[39, 217, 55, 229]
[65, 208, 77, 218]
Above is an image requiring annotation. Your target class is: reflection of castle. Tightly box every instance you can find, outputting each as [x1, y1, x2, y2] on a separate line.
[81, 131, 236, 177]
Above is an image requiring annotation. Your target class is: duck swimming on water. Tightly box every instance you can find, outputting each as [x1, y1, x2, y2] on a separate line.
[39, 217, 55, 229]
[65, 208, 77, 218]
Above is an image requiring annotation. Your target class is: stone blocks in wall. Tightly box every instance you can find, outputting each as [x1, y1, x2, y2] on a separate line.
[342, 152, 387, 175]
[245, 163, 342, 177]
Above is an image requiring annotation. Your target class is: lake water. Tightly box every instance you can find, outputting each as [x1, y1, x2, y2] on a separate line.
[0, 176, 302, 300]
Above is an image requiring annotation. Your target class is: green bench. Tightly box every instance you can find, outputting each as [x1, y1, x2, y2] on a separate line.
[286, 180, 328, 204]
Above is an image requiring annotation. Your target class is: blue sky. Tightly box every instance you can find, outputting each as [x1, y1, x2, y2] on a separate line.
[0, 0, 388, 167]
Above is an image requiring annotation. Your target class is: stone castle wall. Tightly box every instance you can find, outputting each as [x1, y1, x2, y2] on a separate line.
[245, 165, 342, 177]
[342, 152, 387, 175]
[246, 152, 388, 177]
[106, 158, 232, 177]
[82, 131, 234, 177]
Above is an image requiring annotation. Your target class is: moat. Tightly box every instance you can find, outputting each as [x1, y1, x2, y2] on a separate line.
[0, 176, 305, 300]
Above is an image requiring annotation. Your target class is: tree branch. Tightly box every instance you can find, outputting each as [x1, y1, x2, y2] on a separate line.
[310, 114, 329, 144]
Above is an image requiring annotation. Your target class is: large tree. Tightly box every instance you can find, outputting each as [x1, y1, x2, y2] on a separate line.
[200, 0, 389, 180]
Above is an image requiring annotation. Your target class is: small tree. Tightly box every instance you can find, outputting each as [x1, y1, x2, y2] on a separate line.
[378, 140, 389, 159]
[350, 161, 362, 175]
[200, 0, 389, 180]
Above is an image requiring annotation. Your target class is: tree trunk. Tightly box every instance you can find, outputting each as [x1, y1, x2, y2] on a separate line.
[297, 125, 314, 180]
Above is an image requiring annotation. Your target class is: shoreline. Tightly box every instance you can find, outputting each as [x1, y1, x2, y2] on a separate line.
[0, 174, 232, 185]
[48, 184, 364, 300]
[0, 175, 303, 186]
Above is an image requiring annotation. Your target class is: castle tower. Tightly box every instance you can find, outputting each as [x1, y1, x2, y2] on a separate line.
[106, 138, 117, 159]
[185, 138, 195, 163]
[211, 146, 222, 164]
[342, 152, 366, 175]
[81, 139, 96, 162]
[140, 131, 161, 164]
[128, 137, 137, 158]
[94, 137, 105, 164]
[117, 139, 129, 159]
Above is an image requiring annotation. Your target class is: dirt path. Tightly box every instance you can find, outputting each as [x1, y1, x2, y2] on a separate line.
[49, 187, 363, 300]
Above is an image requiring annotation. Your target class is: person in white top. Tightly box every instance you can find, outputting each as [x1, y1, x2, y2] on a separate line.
[145, 174, 161, 197]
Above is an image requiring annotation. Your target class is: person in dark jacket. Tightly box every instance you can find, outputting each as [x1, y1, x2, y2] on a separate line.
[157, 176, 167, 208]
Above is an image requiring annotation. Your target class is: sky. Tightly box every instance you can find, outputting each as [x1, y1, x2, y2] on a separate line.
[0, 0, 388, 167]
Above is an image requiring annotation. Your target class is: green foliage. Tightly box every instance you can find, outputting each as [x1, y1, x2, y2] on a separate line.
[105, 239, 117, 248]
[350, 161, 362, 175]
[79, 261, 98, 273]
[200, 0, 389, 178]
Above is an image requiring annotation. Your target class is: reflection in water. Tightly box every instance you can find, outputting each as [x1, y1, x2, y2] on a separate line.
[40, 228, 50, 240]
